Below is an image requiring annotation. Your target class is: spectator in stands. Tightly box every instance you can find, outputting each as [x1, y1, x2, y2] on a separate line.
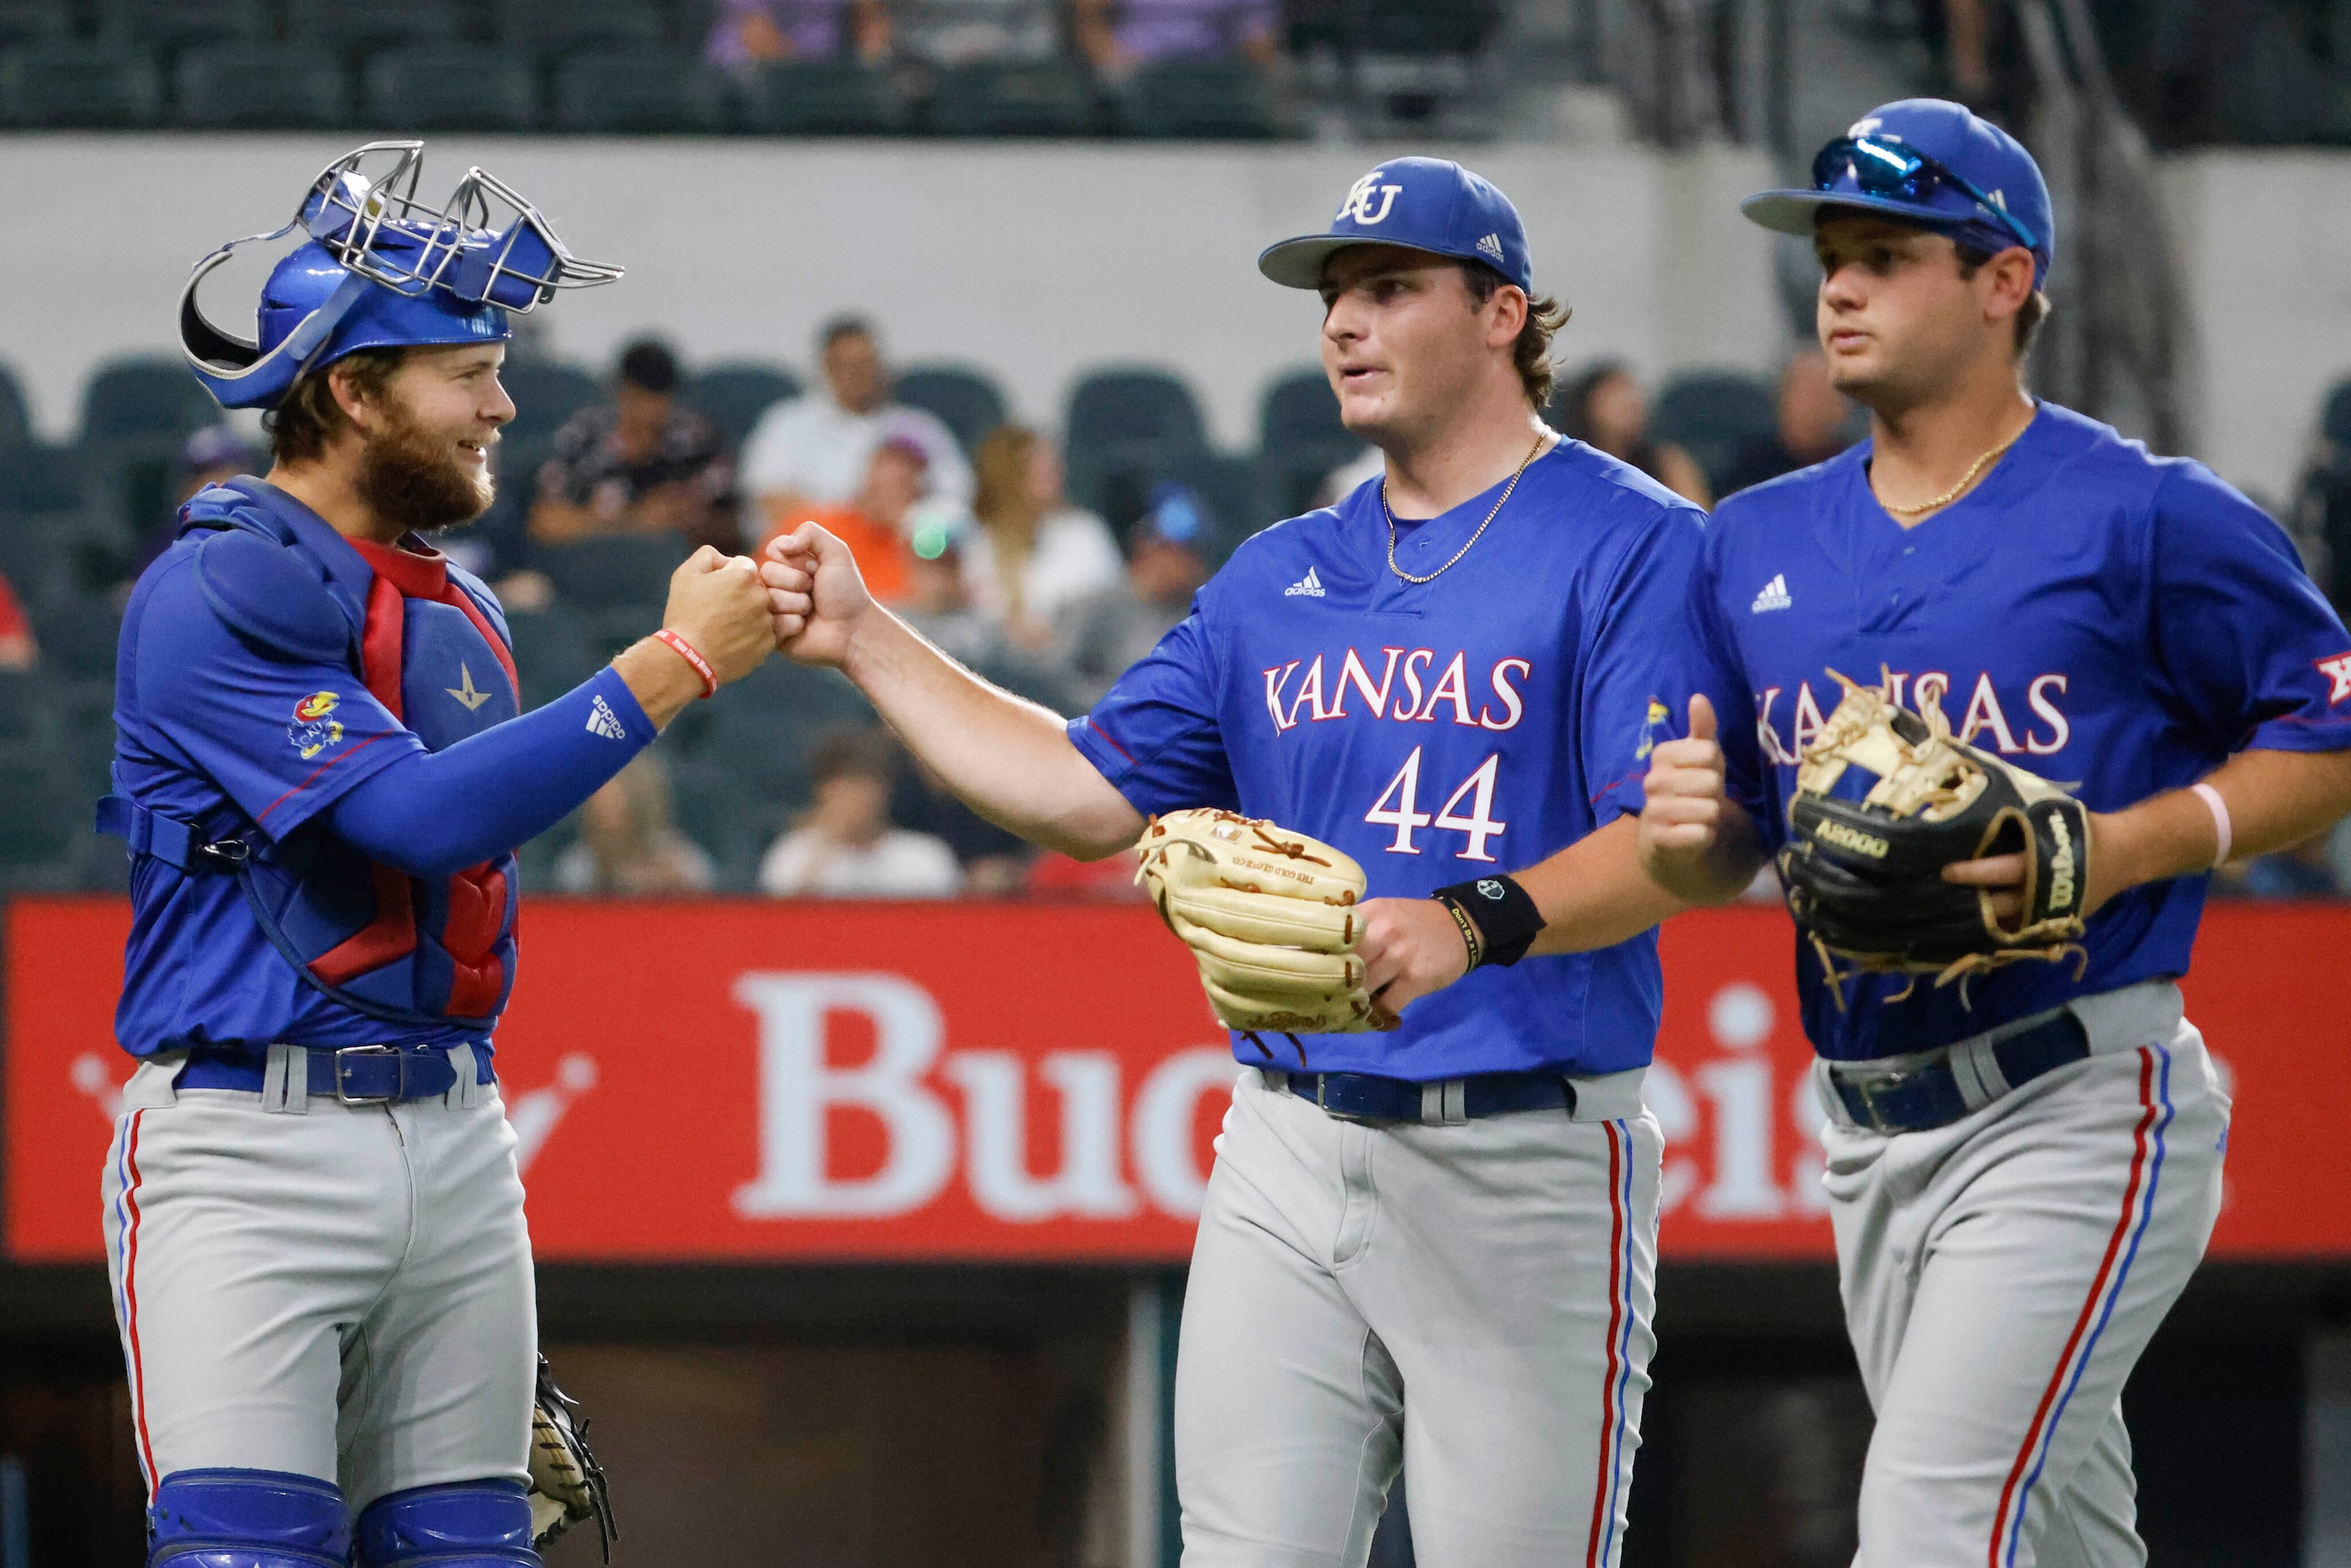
[740, 316, 972, 537]
[891, 0, 1058, 65]
[963, 425, 1122, 650]
[529, 338, 739, 554]
[1057, 482, 1211, 706]
[758, 727, 963, 898]
[1074, 0, 1279, 76]
[0, 569, 37, 670]
[705, 0, 891, 65]
[761, 436, 933, 604]
[1555, 361, 1711, 507]
[1718, 350, 1858, 497]
[549, 752, 716, 896]
[178, 425, 257, 503]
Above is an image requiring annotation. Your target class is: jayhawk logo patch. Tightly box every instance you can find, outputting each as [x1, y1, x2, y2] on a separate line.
[288, 690, 346, 760]
[1635, 696, 1671, 761]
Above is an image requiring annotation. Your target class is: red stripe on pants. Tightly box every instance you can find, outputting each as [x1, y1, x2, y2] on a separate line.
[1585, 1120, 1627, 1567]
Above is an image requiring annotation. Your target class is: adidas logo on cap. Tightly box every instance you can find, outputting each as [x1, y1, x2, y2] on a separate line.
[1475, 232, 1504, 265]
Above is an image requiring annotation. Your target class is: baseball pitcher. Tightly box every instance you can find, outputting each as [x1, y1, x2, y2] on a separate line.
[96, 143, 777, 1567]
[1637, 99, 2351, 1566]
[763, 159, 1744, 1567]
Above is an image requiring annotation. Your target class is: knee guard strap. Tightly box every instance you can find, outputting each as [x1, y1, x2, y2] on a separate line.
[148, 1468, 349, 1568]
[355, 1479, 539, 1568]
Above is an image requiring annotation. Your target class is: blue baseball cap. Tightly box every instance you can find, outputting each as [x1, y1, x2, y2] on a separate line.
[1742, 99, 2054, 286]
[1258, 157, 1534, 294]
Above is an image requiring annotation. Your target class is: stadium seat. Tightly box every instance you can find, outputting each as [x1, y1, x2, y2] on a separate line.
[534, 532, 693, 615]
[174, 42, 349, 129]
[0, 41, 164, 127]
[1118, 59, 1282, 139]
[0, 750, 86, 886]
[361, 43, 539, 131]
[549, 47, 726, 134]
[0, 515, 71, 609]
[0, 362, 29, 453]
[1067, 367, 1210, 454]
[1651, 371, 1776, 498]
[80, 359, 218, 444]
[690, 655, 874, 812]
[100, 0, 270, 53]
[496, 0, 668, 52]
[680, 363, 801, 452]
[894, 364, 1008, 455]
[287, 0, 461, 53]
[0, 0, 68, 49]
[498, 362, 603, 448]
[928, 61, 1098, 137]
[668, 754, 771, 891]
[1256, 367, 1359, 521]
[732, 60, 911, 135]
[31, 592, 121, 681]
[78, 358, 220, 553]
[0, 448, 83, 519]
[0, 669, 45, 747]
[503, 600, 603, 711]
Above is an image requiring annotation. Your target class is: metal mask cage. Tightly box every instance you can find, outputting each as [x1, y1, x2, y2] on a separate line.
[297, 141, 624, 313]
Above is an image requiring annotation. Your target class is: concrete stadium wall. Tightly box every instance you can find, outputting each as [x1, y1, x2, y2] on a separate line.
[0, 134, 1784, 455]
[2, 135, 2344, 501]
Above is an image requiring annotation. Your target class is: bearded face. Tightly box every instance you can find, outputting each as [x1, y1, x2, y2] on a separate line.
[357, 391, 498, 534]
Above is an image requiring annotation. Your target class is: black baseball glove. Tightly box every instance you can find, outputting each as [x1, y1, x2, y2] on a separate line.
[1777, 670, 2091, 998]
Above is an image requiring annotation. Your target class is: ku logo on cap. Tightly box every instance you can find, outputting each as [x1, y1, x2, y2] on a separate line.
[1337, 171, 1403, 226]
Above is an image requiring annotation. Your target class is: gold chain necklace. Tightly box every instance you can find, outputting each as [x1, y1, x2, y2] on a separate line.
[1878, 424, 2027, 517]
[1383, 434, 1548, 585]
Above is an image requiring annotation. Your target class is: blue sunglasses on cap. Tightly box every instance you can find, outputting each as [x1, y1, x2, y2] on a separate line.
[1812, 133, 2040, 255]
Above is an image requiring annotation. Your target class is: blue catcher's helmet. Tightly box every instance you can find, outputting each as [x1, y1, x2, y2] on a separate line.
[180, 140, 622, 411]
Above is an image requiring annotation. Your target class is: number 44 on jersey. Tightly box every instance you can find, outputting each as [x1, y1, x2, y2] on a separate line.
[1366, 748, 1507, 860]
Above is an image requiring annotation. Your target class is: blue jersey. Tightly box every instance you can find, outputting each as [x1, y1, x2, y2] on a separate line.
[1706, 403, 2351, 1060]
[1069, 439, 1741, 1080]
[110, 481, 525, 1060]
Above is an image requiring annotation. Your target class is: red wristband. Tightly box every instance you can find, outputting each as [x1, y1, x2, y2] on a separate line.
[652, 629, 718, 699]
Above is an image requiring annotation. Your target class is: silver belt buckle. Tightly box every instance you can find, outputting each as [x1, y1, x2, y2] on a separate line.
[334, 1044, 402, 1105]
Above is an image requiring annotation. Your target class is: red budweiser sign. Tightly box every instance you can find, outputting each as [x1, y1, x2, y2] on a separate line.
[8, 898, 2347, 1261]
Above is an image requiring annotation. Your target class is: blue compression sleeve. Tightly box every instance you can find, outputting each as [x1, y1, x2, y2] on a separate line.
[326, 665, 658, 878]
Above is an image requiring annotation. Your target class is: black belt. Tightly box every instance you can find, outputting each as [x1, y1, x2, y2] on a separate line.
[1828, 1011, 2091, 1135]
[177, 1044, 484, 1105]
[1265, 1068, 1575, 1124]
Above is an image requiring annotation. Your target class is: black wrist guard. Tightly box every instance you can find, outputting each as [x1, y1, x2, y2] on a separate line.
[1431, 874, 1546, 969]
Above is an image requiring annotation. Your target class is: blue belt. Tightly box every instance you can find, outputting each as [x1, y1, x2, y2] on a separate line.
[1265, 1068, 1575, 1124]
[177, 1044, 490, 1105]
[1827, 1011, 2091, 1135]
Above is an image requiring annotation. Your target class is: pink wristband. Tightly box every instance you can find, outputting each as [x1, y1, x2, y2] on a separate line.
[652, 629, 718, 699]
[2190, 781, 2231, 867]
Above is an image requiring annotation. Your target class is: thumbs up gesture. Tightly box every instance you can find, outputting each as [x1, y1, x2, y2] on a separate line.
[1638, 695, 1738, 898]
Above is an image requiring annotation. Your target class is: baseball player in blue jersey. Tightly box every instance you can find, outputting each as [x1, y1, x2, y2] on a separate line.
[1636, 100, 2351, 1567]
[761, 159, 1741, 1567]
[97, 143, 779, 1568]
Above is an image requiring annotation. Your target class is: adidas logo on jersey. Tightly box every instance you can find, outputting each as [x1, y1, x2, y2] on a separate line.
[585, 695, 629, 740]
[1284, 567, 1327, 599]
[1751, 574, 1792, 613]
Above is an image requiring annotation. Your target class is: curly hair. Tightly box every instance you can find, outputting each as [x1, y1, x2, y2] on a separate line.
[1459, 261, 1571, 409]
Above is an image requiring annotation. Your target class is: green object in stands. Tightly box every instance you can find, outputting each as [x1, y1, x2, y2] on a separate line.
[550, 47, 726, 134]
[173, 41, 349, 129]
[497, 362, 603, 447]
[361, 44, 541, 131]
[80, 358, 218, 443]
[680, 363, 801, 452]
[895, 364, 1008, 456]
[534, 532, 694, 615]
[0, 0, 68, 49]
[1119, 59, 1282, 139]
[733, 60, 910, 135]
[0, 41, 164, 126]
[928, 61, 1098, 137]
[101, 0, 269, 52]
[0, 751, 83, 878]
[497, 0, 667, 50]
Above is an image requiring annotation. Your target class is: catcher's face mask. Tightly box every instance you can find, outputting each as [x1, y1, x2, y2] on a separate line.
[180, 140, 623, 411]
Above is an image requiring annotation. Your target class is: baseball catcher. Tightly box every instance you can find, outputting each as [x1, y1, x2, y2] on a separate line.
[1778, 670, 2090, 995]
[1135, 810, 1398, 1060]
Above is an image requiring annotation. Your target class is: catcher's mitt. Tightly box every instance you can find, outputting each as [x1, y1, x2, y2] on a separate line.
[1135, 809, 1398, 1063]
[528, 1353, 616, 1560]
[1778, 670, 2091, 999]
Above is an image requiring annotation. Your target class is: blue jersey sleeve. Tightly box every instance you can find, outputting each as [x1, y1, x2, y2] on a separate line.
[2146, 463, 2351, 755]
[124, 556, 421, 841]
[1065, 600, 1240, 816]
[1698, 504, 1780, 847]
[1578, 506, 1753, 827]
